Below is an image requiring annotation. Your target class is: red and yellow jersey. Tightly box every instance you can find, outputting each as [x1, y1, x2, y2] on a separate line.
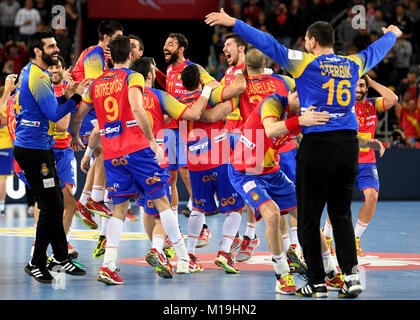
[51, 82, 71, 149]
[83, 68, 145, 160]
[231, 93, 292, 175]
[356, 97, 385, 163]
[178, 91, 230, 171]
[225, 74, 293, 132]
[72, 45, 108, 82]
[165, 60, 215, 129]
[0, 107, 12, 150]
[400, 108, 420, 140]
[143, 86, 190, 168]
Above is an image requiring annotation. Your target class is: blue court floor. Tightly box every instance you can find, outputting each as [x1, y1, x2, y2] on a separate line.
[0, 201, 419, 302]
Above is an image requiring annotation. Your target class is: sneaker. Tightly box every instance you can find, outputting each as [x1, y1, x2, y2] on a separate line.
[275, 273, 296, 295]
[196, 225, 211, 248]
[355, 237, 364, 256]
[338, 274, 363, 298]
[163, 246, 175, 260]
[47, 256, 86, 276]
[67, 243, 78, 260]
[24, 263, 53, 283]
[235, 235, 260, 262]
[230, 233, 243, 253]
[75, 200, 98, 229]
[215, 251, 239, 274]
[126, 208, 138, 221]
[181, 206, 191, 217]
[326, 271, 344, 291]
[188, 253, 204, 273]
[97, 266, 123, 285]
[145, 248, 174, 278]
[296, 283, 328, 298]
[176, 259, 190, 274]
[286, 244, 307, 274]
[93, 235, 107, 259]
[86, 198, 113, 218]
[326, 236, 336, 256]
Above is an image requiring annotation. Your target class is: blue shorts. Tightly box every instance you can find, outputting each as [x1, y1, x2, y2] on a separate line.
[54, 148, 76, 189]
[356, 163, 380, 194]
[189, 163, 244, 214]
[17, 171, 29, 187]
[278, 148, 297, 184]
[164, 128, 188, 172]
[104, 148, 171, 205]
[228, 164, 297, 222]
[0, 148, 13, 176]
[135, 182, 171, 216]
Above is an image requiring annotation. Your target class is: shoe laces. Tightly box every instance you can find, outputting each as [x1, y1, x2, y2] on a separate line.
[240, 237, 250, 251]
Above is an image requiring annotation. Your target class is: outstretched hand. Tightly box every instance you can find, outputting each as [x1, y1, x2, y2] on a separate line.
[205, 8, 236, 27]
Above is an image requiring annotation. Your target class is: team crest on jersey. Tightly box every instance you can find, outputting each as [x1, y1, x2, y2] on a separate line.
[251, 191, 260, 201]
[40, 163, 49, 176]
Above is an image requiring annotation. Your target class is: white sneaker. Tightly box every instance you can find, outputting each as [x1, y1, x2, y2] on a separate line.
[176, 259, 190, 274]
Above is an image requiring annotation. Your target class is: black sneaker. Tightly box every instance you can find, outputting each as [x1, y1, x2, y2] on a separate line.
[338, 274, 363, 298]
[47, 256, 86, 276]
[296, 283, 328, 298]
[24, 263, 53, 283]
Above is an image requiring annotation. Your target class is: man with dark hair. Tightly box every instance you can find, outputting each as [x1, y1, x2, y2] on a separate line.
[70, 20, 124, 238]
[129, 34, 144, 61]
[14, 31, 89, 283]
[70, 36, 190, 284]
[205, 8, 402, 298]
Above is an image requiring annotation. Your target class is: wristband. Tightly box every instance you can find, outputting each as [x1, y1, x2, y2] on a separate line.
[84, 146, 94, 157]
[285, 116, 300, 132]
[234, 69, 243, 76]
[201, 85, 212, 100]
[70, 94, 82, 104]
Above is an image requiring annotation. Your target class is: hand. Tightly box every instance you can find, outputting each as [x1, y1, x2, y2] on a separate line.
[207, 80, 221, 90]
[80, 155, 91, 174]
[63, 66, 73, 83]
[104, 47, 111, 61]
[70, 136, 85, 152]
[64, 80, 78, 98]
[365, 74, 372, 87]
[4, 74, 18, 93]
[298, 106, 330, 126]
[150, 141, 164, 163]
[382, 25, 403, 38]
[75, 78, 92, 96]
[205, 8, 236, 27]
[367, 139, 385, 157]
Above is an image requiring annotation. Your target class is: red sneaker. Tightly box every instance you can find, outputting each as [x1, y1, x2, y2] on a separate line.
[196, 226, 211, 248]
[126, 208, 138, 221]
[67, 242, 78, 260]
[215, 251, 239, 274]
[86, 198, 113, 218]
[74, 200, 98, 229]
[235, 235, 260, 262]
[188, 253, 204, 273]
[145, 248, 174, 278]
[97, 266, 123, 285]
[230, 234, 243, 253]
[326, 272, 344, 290]
[275, 273, 296, 295]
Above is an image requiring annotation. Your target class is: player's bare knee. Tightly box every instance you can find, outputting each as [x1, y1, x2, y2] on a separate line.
[364, 188, 378, 203]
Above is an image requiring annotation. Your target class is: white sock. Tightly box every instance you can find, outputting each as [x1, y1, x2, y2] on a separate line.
[290, 227, 299, 247]
[103, 247, 118, 271]
[187, 210, 205, 254]
[152, 235, 165, 254]
[80, 189, 91, 205]
[66, 228, 71, 242]
[159, 209, 182, 244]
[244, 222, 257, 239]
[282, 234, 291, 254]
[173, 240, 189, 262]
[172, 206, 178, 224]
[105, 217, 123, 248]
[91, 185, 104, 202]
[323, 220, 333, 238]
[322, 249, 338, 275]
[220, 211, 242, 252]
[0, 200, 5, 212]
[272, 253, 290, 276]
[354, 219, 368, 238]
[100, 216, 109, 236]
[187, 199, 192, 211]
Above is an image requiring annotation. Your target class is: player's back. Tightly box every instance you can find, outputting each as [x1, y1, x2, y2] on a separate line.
[72, 45, 107, 82]
[87, 68, 146, 160]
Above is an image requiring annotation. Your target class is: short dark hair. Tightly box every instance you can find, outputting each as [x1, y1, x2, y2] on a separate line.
[128, 34, 144, 52]
[360, 74, 368, 86]
[181, 64, 200, 91]
[225, 33, 248, 52]
[168, 33, 188, 55]
[109, 36, 131, 64]
[56, 55, 65, 68]
[131, 57, 155, 79]
[28, 31, 55, 59]
[307, 21, 335, 48]
[98, 20, 124, 41]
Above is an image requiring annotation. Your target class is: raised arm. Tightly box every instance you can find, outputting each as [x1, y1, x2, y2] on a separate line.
[366, 75, 398, 110]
